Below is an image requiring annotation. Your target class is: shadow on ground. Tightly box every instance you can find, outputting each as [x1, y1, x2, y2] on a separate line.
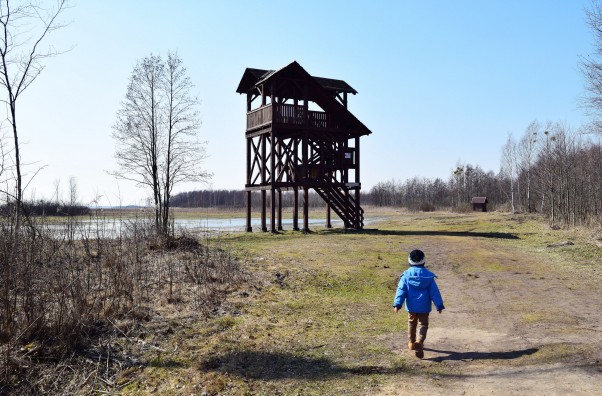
[198, 351, 406, 380]
[423, 347, 539, 362]
[321, 228, 520, 240]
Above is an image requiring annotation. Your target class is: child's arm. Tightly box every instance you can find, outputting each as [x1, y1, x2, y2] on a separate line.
[392, 275, 407, 313]
[429, 279, 445, 313]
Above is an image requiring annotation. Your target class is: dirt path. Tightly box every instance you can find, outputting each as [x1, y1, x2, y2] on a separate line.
[379, 235, 602, 395]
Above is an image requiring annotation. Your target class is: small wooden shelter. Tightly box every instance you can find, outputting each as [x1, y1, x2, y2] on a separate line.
[236, 61, 372, 232]
[471, 197, 488, 212]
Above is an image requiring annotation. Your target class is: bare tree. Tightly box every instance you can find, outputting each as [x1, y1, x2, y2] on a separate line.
[452, 164, 464, 209]
[112, 52, 210, 235]
[501, 134, 517, 213]
[581, 0, 602, 132]
[518, 120, 540, 212]
[113, 54, 164, 229]
[0, 0, 68, 223]
[161, 53, 209, 233]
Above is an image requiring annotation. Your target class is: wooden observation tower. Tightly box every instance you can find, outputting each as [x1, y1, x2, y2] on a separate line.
[236, 61, 372, 232]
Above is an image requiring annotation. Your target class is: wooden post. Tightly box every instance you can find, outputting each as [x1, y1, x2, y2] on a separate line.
[293, 187, 299, 231]
[261, 134, 267, 232]
[270, 188, 276, 233]
[276, 136, 283, 231]
[269, 84, 276, 233]
[302, 127, 309, 232]
[326, 204, 332, 228]
[343, 140, 350, 228]
[246, 191, 252, 232]
[261, 191, 267, 231]
[270, 133, 276, 233]
[303, 186, 309, 232]
[302, 132, 308, 186]
[277, 189, 283, 231]
[246, 136, 252, 232]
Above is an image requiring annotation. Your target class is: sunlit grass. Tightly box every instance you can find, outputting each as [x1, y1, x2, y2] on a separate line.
[119, 210, 602, 395]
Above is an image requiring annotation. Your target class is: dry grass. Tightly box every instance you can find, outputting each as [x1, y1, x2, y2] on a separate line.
[0, 215, 247, 395]
[111, 210, 602, 395]
[4, 209, 601, 395]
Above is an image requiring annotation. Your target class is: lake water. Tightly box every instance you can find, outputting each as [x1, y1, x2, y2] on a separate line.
[46, 217, 345, 238]
[175, 217, 343, 232]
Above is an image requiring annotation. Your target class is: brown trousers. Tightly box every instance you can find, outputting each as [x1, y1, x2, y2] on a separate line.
[408, 312, 429, 343]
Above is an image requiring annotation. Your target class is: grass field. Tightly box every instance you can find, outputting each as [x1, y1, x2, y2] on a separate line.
[116, 209, 602, 395]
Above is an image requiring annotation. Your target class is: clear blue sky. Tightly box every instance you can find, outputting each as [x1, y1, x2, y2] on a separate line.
[16, 0, 593, 206]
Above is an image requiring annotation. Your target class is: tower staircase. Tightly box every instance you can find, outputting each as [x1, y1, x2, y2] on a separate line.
[314, 178, 364, 229]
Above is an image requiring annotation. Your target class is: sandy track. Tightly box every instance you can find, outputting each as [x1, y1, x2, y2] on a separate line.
[379, 236, 602, 395]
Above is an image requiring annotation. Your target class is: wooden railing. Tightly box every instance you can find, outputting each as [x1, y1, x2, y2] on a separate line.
[247, 104, 272, 130]
[247, 103, 341, 130]
[273, 103, 305, 126]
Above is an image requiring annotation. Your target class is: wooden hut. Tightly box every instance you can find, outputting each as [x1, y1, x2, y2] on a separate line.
[471, 197, 488, 212]
[236, 61, 372, 232]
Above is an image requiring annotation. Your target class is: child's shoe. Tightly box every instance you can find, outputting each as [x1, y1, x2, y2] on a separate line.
[414, 342, 424, 358]
[408, 341, 415, 350]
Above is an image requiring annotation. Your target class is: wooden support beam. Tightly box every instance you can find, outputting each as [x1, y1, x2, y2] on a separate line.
[246, 137, 252, 232]
[270, 188, 276, 233]
[293, 187, 299, 231]
[261, 134, 267, 232]
[246, 191, 252, 232]
[261, 190, 267, 232]
[246, 127, 272, 139]
[277, 189, 283, 231]
[303, 186, 309, 232]
[302, 131, 308, 182]
[270, 129, 276, 233]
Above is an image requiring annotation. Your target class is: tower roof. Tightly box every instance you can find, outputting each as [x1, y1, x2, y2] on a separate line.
[236, 61, 371, 136]
[236, 64, 357, 95]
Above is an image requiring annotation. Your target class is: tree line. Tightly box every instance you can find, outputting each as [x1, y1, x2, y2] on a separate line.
[170, 168, 503, 212]
[368, 120, 602, 227]
[366, 167, 503, 212]
[502, 121, 602, 226]
[171, 119, 602, 228]
[0, 199, 89, 217]
[171, 189, 335, 209]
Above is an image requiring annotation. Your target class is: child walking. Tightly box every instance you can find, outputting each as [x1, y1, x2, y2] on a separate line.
[393, 249, 445, 359]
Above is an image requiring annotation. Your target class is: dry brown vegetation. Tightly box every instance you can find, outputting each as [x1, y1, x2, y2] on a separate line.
[0, 214, 247, 394]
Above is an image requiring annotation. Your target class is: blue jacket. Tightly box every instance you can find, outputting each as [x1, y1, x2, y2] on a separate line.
[393, 266, 445, 313]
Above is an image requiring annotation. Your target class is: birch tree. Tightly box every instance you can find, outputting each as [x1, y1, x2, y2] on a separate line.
[501, 134, 517, 213]
[112, 52, 209, 235]
[518, 120, 540, 212]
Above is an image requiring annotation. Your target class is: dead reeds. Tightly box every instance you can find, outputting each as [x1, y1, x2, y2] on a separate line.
[0, 212, 246, 394]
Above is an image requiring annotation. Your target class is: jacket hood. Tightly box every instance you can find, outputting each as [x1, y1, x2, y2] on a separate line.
[404, 267, 436, 290]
